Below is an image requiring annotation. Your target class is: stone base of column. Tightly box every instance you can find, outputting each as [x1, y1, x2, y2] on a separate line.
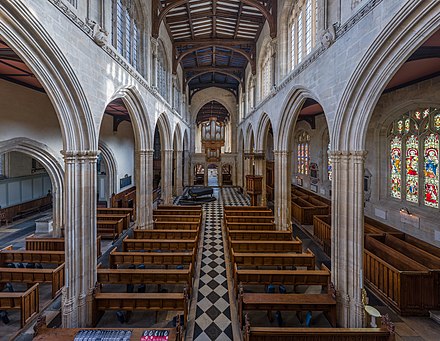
[337, 293, 364, 327]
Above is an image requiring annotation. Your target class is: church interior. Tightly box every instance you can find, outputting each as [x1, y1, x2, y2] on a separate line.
[0, 1, 440, 340]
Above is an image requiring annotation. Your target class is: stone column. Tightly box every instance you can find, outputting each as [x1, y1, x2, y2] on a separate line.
[243, 151, 251, 194]
[218, 163, 223, 187]
[204, 163, 208, 186]
[52, 186, 63, 238]
[175, 149, 183, 195]
[254, 154, 267, 206]
[330, 150, 366, 327]
[274, 150, 291, 230]
[183, 149, 190, 187]
[137, 150, 153, 229]
[162, 149, 173, 204]
[61, 150, 98, 328]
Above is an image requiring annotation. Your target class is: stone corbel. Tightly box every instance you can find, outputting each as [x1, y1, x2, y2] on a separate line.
[88, 20, 108, 47]
[320, 24, 336, 49]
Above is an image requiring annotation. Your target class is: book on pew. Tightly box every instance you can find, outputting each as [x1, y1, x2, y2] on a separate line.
[140, 330, 169, 341]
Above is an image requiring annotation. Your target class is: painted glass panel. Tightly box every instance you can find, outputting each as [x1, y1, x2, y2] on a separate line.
[327, 143, 332, 181]
[390, 136, 402, 199]
[424, 133, 439, 208]
[405, 135, 418, 203]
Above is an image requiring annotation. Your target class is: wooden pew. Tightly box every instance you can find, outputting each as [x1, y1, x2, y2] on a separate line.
[122, 237, 197, 252]
[97, 264, 193, 293]
[224, 208, 273, 217]
[232, 249, 315, 270]
[364, 235, 436, 315]
[157, 205, 202, 211]
[224, 216, 275, 224]
[109, 247, 195, 269]
[0, 283, 39, 328]
[243, 315, 394, 341]
[154, 221, 199, 230]
[97, 207, 134, 221]
[238, 285, 337, 328]
[97, 213, 130, 230]
[154, 210, 202, 216]
[97, 219, 124, 240]
[26, 234, 102, 257]
[0, 263, 64, 298]
[0, 245, 64, 265]
[224, 206, 271, 211]
[93, 287, 189, 328]
[133, 229, 199, 242]
[227, 230, 292, 241]
[291, 196, 329, 225]
[154, 214, 201, 223]
[230, 237, 302, 253]
[234, 263, 331, 295]
[226, 222, 276, 231]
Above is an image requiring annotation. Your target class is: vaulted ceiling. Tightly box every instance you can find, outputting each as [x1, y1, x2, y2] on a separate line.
[153, 0, 277, 101]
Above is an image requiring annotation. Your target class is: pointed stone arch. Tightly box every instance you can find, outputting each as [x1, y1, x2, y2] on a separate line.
[276, 86, 323, 151]
[98, 140, 118, 205]
[155, 113, 173, 151]
[256, 112, 273, 152]
[245, 123, 255, 152]
[104, 86, 152, 151]
[334, 2, 440, 151]
[0, 138, 64, 237]
[0, 2, 95, 151]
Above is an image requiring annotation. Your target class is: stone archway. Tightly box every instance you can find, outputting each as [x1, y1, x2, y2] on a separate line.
[0, 138, 64, 237]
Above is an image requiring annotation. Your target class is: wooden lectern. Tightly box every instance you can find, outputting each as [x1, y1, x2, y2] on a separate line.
[246, 175, 263, 206]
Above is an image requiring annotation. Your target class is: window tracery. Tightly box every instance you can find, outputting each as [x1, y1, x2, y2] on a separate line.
[388, 108, 440, 208]
[297, 131, 310, 175]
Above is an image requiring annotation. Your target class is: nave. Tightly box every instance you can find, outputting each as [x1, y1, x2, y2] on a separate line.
[5, 187, 439, 340]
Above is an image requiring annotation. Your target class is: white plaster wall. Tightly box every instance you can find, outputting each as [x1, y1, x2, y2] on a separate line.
[99, 115, 135, 193]
[0, 79, 63, 156]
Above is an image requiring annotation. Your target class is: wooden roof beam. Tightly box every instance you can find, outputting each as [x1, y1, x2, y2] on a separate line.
[241, 0, 277, 38]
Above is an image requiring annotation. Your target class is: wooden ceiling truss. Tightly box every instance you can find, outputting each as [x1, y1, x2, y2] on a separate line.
[154, 0, 277, 105]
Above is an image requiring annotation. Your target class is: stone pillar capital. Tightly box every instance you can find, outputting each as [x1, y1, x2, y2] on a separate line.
[61, 150, 99, 162]
[273, 150, 289, 157]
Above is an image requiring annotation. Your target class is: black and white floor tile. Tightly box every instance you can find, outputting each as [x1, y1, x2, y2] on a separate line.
[192, 187, 250, 340]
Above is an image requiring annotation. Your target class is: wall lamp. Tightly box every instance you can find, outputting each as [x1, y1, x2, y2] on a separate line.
[400, 207, 411, 215]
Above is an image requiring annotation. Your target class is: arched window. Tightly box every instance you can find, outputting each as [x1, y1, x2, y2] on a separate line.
[297, 131, 310, 175]
[112, 0, 143, 72]
[289, 0, 317, 70]
[157, 45, 169, 101]
[388, 108, 440, 208]
[261, 46, 272, 100]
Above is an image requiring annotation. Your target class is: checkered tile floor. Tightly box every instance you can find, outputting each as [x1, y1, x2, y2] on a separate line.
[177, 187, 248, 341]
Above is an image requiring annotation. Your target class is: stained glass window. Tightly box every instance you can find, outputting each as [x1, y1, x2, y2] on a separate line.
[405, 135, 418, 203]
[389, 107, 440, 208]
[297, 132, 310, 175]
[424, 134, 439, 208]
[327, 142, 332, 181]
[390, 136, 401, 199]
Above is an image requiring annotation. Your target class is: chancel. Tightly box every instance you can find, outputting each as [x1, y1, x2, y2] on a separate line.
[0, 1, 440, 341]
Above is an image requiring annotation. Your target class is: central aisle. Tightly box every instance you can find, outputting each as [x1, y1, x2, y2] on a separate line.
[187, 187, 249, 341]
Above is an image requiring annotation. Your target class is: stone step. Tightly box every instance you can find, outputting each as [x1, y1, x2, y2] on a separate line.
[429, 311, 440, 325]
